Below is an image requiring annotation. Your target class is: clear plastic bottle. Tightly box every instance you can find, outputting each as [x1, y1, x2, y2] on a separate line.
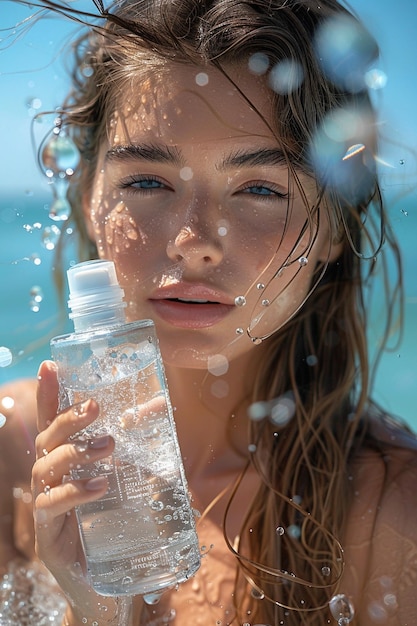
[50, 260, 200, 597]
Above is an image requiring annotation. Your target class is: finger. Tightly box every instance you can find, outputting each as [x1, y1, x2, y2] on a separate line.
[36, 360, 59, 432]
[34, 475, 109, 526]
[32, 434, 115, 498]
[35, 398, 100, 459]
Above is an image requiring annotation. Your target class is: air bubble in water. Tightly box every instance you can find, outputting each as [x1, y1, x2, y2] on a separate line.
[234, 295, 247, 307]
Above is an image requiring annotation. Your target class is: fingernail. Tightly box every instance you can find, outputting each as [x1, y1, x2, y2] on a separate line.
[85, 476, 108, 491]
[89, 435, 110, 449]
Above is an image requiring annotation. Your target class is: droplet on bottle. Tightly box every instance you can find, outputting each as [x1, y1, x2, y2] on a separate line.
[143, 591, 163, 605]
[234, 295, 247, 307]
[329, 594, 355, 623]
[298, 256, 309, 266]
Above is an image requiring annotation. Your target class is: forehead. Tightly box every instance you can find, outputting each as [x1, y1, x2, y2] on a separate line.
[107, 62, 276, 146]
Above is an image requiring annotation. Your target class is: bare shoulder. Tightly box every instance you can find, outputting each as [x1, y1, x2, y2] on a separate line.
[343, 436, 417, 624]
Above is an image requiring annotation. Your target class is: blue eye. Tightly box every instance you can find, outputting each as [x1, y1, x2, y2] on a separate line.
[244, 185, 275, 196]
[118, 175, 169, 194]
[133, 179, 164, 189]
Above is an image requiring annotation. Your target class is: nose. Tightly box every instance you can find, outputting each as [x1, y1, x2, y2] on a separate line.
[166, 215, 224, 270]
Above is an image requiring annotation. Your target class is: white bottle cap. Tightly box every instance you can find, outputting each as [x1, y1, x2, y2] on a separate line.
[67, 260, 126, 331]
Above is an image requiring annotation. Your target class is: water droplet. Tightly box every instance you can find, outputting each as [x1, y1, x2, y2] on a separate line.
[329, 594, 355, 623]
[400, 209, 408, 216]
[250, 587, 265, 600]
[256, 282, 265, 290]
[248, 443, 257, 453]
[261, 299, 270, 306]
[235, 327, 244, 335]
[0, 346, 13, 367]
[41, 225, 61, 250]
[298, 256, 309, 266]
[207, 353, 229, 376]
[248, 52, 270, 75]
[251, 337, 263, 345]
[287, 524, 301, 539]
[322, 566, 331, 577]
[399, 159, 405, 165]
[41, 134, 80, 177]
[269, 59, 304, 94]
[195, 72, 209, 86]
[234, 295, 247, 307]
[49, 196, 71, 221]
[306, 354, 318, 366]
[248, 400, 270, 421]
[342, 143, 365, 160]
[0, 414, 6, 428]
[276, 526, 285, 536]
[179, 166, 193, 181]
[43, 485, 51, 495]
[151, 500, 164, 511]
[31, 253, 41, 265]
[364, 68, 387, 90]
[30, 285, 43, 304]
[143, 592, 163, 605]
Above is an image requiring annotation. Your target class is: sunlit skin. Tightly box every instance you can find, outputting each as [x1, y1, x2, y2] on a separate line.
[85, 64, 340, 372]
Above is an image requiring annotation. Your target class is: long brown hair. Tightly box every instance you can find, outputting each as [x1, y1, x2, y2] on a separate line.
[27, 0, 402, 622]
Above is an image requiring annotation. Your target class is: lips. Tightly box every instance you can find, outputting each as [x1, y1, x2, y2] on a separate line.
[149, 284, 235, 329]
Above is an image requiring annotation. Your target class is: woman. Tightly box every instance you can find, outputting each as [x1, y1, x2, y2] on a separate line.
[1, 0, 417, 624]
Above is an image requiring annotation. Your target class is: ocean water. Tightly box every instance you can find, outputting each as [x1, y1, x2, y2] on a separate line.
[0, 191, 416, 429]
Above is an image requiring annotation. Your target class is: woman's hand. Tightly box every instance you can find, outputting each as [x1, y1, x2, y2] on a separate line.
[31, 360, 121, 624]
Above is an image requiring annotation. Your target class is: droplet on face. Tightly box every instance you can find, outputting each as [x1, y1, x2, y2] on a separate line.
[256, 283, 265, 290]
[207, 353, 229, 376]
[234, 295, 247, 307]
[298, 256, 309, 266]
[179, 166, 193, 181]
[235, 327, 244, 335]
[329, 594, 355, 623]
[276, 526, 285, 536]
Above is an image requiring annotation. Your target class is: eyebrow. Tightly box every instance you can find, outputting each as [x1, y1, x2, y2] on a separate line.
[105, 143, 288, 171]
[105, 143, 184, 165]
[218, 148, 289, 171]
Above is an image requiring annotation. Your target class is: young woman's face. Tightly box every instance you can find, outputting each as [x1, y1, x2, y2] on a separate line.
[85, 62, 338, 368]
